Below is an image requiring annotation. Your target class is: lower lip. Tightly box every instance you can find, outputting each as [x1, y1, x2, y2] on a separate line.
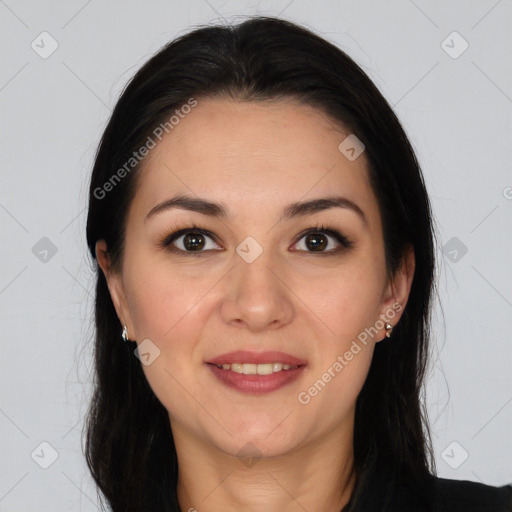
[206, 363, 306, 394]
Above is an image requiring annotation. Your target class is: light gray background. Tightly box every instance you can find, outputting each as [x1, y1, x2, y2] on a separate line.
[0, 1, 511, 510]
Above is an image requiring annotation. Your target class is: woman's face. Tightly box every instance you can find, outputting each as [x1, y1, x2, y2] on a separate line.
[97, 97, 412, 459]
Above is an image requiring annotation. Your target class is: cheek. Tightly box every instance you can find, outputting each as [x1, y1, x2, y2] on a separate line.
[123, 265, 214, 424]
[297, 278, 377, 422]
[302, 261, 385, 344]
[299, 342, 374, 426]
[282, 259, 382, 411]
[125, 261, 215, 342]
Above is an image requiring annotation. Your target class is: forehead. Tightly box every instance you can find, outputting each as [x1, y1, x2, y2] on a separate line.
[129, 97, 379, 225]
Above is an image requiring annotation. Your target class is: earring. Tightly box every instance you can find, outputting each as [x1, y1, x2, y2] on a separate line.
[385, 323, 393, 338]
[121, 325, 129, 342]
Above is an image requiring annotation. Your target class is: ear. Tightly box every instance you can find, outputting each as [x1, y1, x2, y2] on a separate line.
[95, 239, 136, 340]
[377, 245, 415, 342]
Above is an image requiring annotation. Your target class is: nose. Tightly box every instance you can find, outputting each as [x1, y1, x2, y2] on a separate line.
[220, 249, 295, 332]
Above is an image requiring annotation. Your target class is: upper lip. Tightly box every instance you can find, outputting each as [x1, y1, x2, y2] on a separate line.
[206, 350, 307, 366]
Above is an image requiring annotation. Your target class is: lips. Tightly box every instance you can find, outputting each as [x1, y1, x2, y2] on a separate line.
[207, 363, 306, 394]
[205, 350, 307, 367]
[205, 350, 307, 394]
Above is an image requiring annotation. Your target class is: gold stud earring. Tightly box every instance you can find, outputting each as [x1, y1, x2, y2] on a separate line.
[121, 325, 129, 342]
[385, 323, 393, 338]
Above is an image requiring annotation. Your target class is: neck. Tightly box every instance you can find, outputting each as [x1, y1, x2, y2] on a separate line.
[173, 417, 356, 512]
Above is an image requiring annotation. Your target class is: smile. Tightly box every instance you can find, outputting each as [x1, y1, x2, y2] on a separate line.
[213, 362, 299, 374]
[206, 362, 306, 394]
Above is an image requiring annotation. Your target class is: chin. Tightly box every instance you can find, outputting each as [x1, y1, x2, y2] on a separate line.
[218, 423, 303, 460]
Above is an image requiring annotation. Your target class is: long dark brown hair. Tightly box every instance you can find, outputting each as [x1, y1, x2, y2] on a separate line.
[85, 16, 437, 511]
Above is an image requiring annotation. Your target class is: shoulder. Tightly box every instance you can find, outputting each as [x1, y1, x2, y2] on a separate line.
[430, 476, 512, 512]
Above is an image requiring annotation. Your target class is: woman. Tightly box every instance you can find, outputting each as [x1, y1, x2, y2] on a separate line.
[84, 16, 511, 512]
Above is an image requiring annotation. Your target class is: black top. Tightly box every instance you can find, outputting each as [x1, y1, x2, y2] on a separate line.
[430, 477, 512, 512]
[344, 468, 512, 511]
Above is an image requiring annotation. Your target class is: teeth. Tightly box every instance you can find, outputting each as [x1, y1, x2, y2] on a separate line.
[243, 363, 257, 375]
[214, 362, 298, 374]
[231, 363, 243, 373]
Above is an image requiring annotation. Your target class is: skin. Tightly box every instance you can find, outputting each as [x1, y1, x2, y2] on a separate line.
[96, 97, 415, 512]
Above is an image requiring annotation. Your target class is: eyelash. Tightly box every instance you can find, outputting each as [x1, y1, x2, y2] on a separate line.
[158, 222, 354, 257]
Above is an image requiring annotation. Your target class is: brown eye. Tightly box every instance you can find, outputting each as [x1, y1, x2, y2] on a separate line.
[292, 227, 353, 254]
[162, 228, 222, 254]
[182, 232, 206, 251]
[304, 233, 328, 251]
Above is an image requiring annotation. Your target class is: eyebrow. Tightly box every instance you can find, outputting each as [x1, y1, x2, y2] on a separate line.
[145, 195, 366, 225]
